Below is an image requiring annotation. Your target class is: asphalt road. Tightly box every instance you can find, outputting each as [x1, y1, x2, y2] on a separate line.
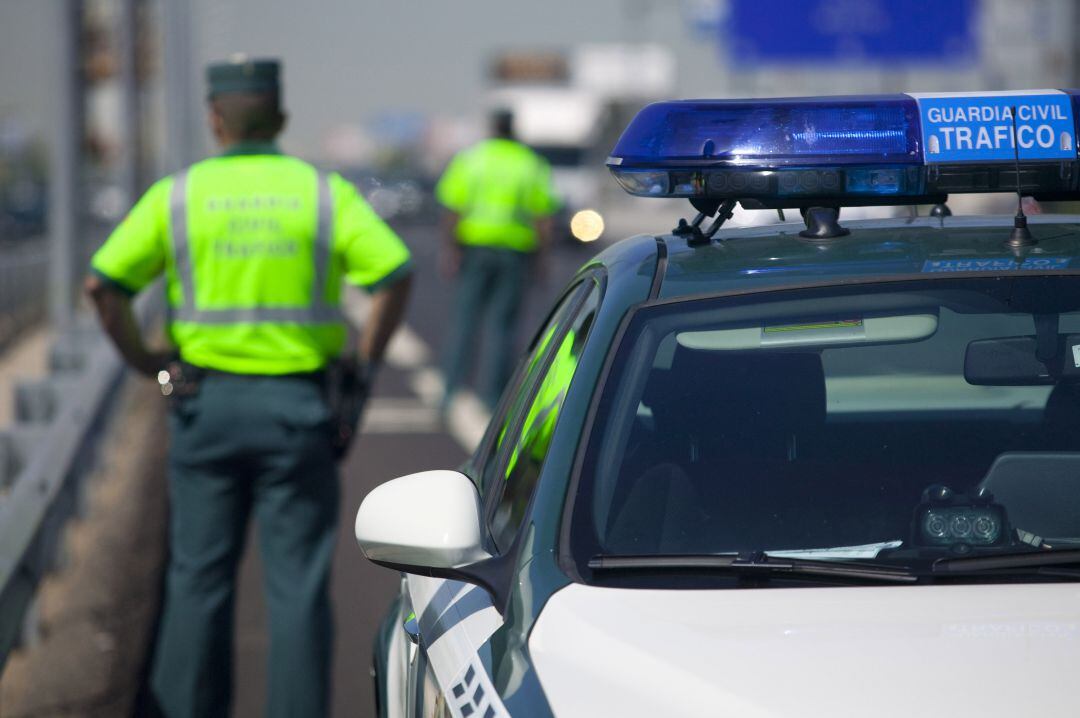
[231, 222, 597, 718]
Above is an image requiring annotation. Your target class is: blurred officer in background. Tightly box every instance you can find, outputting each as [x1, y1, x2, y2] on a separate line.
[436, 109, 559, 411]
[85, 57, 412, 717]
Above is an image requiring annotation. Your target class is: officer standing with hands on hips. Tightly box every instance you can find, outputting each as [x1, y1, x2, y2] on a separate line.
[85, 56, 412, 717]
[436, 108, 559, 411]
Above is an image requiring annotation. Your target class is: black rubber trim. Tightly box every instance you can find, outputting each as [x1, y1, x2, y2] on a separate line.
[648, 236, 668, 300]
[556, 298, 640, 583]
[370, 550, 517, 615]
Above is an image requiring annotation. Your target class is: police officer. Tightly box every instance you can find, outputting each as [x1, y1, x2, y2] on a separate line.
[435, 109, 559, 410]
[84, 57, 412, 717]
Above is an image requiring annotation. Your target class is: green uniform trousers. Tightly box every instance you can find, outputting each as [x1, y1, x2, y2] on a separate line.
[151, 373, 339, 718]
[442, 245, 531, 408]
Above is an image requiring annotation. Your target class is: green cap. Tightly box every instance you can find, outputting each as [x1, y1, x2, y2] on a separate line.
[206, 55, 281, 99]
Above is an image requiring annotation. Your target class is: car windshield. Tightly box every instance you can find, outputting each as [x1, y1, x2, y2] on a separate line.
[569, 275, 1080, 580]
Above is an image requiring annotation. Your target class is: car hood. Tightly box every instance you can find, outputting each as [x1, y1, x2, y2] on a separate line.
[528, 582, 1080, 717]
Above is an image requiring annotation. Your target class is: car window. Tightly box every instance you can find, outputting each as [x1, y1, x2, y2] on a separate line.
[569, 276, 1080, 579]
[476, 283, 587, 500]
[490, 286, 599, 549]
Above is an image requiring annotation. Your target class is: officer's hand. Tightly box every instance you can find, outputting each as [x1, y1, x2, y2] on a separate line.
[532, 254, 550, 284]
[439, 247, 462, 279]
[133, 349, 176, 379]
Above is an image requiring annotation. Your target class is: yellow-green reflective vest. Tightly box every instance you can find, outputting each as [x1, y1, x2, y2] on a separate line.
[91, 144, 411, 375]
[435, 138, 559, 253]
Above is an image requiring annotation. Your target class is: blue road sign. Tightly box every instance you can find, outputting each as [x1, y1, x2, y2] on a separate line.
[911, 91, 1076, 163]
[725, 0, 977, 66]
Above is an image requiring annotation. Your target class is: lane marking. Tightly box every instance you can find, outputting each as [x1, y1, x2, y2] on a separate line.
[361, 398, 440, 434]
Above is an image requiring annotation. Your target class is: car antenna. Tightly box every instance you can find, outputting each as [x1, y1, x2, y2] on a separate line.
[1006, 105, 1036, 248]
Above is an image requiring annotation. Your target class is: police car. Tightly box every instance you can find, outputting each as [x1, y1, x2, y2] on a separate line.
[356, 90, 1080, 717]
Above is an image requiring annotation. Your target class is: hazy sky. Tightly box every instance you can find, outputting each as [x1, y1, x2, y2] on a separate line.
[0, 2, 63, 142]
[177, 0, 1079, 163]
[0, 0, 722, 171]
[187, 0, 720, 155]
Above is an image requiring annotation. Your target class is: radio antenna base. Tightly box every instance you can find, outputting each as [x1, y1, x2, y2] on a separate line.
[1005, 105, 1036, 248]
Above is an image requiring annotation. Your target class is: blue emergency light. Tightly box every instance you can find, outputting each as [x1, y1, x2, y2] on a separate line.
[608, 90, 1080, 209]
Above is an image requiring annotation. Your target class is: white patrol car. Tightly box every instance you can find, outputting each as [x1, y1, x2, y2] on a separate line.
[355, 90, 1080, 717]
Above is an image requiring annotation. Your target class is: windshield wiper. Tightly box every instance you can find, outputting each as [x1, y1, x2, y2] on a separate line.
[933, 547, 1080, 575]
[588, 552, 917, 584]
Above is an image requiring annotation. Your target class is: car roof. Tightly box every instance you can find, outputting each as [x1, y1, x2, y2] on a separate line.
[595, 214, 1080, 301]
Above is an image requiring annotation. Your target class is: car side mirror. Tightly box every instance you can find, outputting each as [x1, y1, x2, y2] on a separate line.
[355, 470, 513, 610]
[355, 469, 492, 570]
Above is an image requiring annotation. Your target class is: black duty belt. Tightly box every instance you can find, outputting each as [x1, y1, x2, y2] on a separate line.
[158, 359, 371, 462]
[191, 364, 327, 383]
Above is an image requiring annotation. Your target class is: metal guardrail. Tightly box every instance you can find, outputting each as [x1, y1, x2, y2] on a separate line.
[0, 240, 49, 350]
[0, 289, 160, 668]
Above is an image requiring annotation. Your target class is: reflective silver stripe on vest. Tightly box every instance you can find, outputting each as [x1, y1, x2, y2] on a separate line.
[170, 304, 343, 324]
[169, 169, 195, 308]
[313, 171, 334, 310]
[168, 167, 340, 324]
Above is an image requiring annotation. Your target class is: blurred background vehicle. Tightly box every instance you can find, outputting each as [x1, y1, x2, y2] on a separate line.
[486, 45, 675, 244]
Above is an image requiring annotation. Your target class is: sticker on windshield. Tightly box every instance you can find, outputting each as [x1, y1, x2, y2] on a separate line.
[922, 257, 1071, 272]
[768, 540, 903, 560]
[1072, 345, 1080, 369]
[761, 319, 864, 345]
[909, 90, 1076, 163]
[764, 319, 864, 347]
[763, 319, 863, 334]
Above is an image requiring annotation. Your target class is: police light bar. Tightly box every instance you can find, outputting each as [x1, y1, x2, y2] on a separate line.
[608, 90, 1080, 208]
